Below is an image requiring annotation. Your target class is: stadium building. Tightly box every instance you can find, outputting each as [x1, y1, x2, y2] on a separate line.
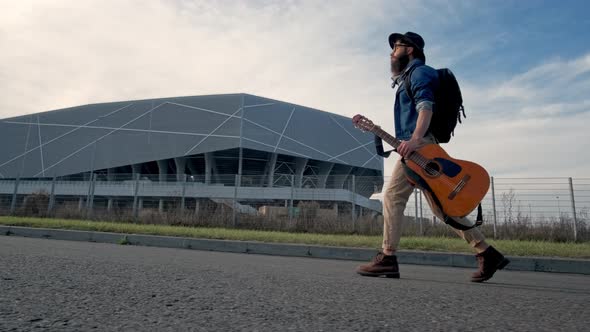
[0, 93, 384, 215]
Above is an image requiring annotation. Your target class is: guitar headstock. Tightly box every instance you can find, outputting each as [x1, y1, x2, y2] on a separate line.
[352, 114, 377, 132]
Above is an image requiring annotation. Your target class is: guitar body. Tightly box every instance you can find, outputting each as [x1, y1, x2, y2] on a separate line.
[351, 113, 489, 219]
[405, 144, 490, 218]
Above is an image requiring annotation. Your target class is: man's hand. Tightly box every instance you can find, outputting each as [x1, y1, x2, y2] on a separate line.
[397, 137, 422, 158]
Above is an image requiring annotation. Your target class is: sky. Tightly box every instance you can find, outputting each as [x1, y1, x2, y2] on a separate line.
[2, 0, 590, 180]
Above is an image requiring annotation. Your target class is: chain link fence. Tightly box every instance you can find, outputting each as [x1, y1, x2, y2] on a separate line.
[401, 177, 589, 242]
[1, 175, 588, 242]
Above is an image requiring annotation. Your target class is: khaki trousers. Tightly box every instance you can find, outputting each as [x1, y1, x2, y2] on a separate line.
[382, 136, 486, 251]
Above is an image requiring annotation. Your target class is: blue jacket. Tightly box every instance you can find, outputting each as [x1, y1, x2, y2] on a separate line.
[394, 59, 439, 140]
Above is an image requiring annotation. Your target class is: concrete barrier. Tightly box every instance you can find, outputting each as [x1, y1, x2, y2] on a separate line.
[1, 225, 588, 275]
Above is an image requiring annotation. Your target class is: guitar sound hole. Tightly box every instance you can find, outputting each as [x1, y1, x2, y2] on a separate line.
[424, 161, 440, 176]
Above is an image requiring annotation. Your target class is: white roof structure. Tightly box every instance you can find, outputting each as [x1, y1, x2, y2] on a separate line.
[0, 93, 383, 180]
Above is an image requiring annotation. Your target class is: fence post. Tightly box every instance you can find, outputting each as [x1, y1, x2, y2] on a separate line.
[419, 190, 423, 235]
[351, 175, 356, 228]
[491, 176, 497, 239]
[180, 174, 187, 212]
[10, 177, 20, 215]
[85, 174, 92, 210]
[233, 174, 238, 227]
[132, 173, 140, 219]
[86, 173, 96, 217]
[195, 199, 200, 219]
[414, 188, 418, 234]
[569, 177, 578, 242]
[107, 173, 113, 213]
[289, 175, 294, 223]
[47, 176, 56, 214]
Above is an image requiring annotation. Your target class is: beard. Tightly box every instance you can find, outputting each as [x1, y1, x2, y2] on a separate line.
[390, 54, 410, 76]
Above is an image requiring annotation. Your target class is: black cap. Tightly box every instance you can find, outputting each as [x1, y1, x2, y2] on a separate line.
[388, 31, 426, 60]
[389, 31, 424, 50]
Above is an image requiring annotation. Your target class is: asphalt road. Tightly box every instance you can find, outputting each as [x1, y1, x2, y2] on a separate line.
[1, 237, 589, 332]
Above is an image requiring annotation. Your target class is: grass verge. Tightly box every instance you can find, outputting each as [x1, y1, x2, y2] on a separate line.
[1, 216, 589, 258]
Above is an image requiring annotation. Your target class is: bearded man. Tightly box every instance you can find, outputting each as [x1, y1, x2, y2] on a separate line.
[355, 32, 509, 282]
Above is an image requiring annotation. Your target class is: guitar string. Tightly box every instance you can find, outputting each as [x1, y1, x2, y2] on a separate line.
[370, 125, 459, 190]
[408, 152, 461, 189]
[356, 121, 460, 191]
[412, 153, 465, 191]
[408, 154, 459, 190]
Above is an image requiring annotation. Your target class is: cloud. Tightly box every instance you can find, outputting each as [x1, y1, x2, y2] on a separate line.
[448, 53, 590, 178]
[1, 0, 589, 180]
[463, 54, 590, 114]
[2, 1, 396, 116]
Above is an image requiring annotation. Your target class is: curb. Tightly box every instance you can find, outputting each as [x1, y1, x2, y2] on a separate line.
[1, 225, 589, 275]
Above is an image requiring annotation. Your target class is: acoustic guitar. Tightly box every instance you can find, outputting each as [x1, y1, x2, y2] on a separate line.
[352, 114, 489, 218]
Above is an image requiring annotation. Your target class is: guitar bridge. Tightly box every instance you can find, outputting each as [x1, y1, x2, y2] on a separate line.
[448, 174, 471, 200]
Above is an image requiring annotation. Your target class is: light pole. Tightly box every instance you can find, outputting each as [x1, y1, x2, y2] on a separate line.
[556, 196, 561, 220]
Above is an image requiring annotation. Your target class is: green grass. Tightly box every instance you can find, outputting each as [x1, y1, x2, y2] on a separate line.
[1, 216, 589, 258]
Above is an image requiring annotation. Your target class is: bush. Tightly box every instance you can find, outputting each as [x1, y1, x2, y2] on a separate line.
[20, 191, 50, 217]
[2, 195, 588, 242]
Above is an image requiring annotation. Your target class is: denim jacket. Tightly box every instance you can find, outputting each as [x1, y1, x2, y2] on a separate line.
[394, 59, 439, 140]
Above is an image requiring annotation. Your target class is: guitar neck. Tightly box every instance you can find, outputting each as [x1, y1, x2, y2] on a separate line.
[371, 126, 426, 164]
[372, 126, 402, 149]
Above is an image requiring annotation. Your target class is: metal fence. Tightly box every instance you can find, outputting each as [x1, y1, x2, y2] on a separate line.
[403, 177, 589, 242]
[1, 174, 588, 242]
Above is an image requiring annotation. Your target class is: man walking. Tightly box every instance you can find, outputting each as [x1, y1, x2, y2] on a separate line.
[356, 32, 509, 282]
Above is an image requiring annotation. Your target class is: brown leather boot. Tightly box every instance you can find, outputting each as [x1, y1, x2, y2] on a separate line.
[356, 252, 400, 278]
[471, 246, 510, 282]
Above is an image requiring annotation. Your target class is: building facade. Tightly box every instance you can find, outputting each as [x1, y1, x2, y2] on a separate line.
[0, 93, 384, 214]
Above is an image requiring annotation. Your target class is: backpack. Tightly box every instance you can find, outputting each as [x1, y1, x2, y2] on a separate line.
[404, 67, 465, 143]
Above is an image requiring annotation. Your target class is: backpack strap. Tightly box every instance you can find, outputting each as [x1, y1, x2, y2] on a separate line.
[402, 66, 419, 104]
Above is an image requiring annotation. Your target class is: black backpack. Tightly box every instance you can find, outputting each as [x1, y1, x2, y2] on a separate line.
[404, 67, 465, 143]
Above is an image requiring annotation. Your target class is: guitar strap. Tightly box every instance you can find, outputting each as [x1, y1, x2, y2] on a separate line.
[400, 159, 483, 231]
[374, 135, 394, 158]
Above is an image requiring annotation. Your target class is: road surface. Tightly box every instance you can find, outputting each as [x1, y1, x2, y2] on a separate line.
[1, 236, 588, 331]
